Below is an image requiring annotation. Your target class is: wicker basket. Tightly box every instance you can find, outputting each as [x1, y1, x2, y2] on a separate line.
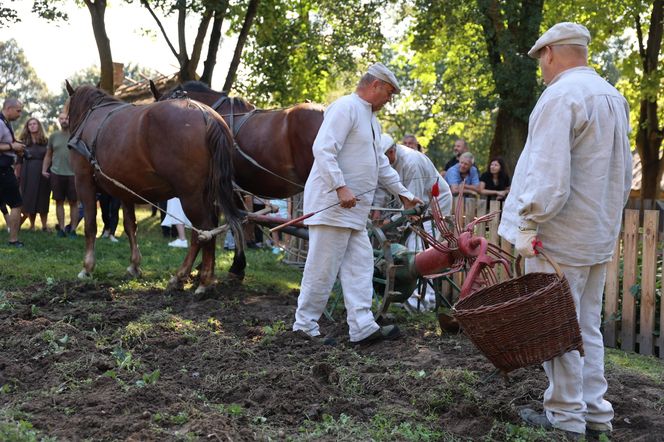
[453, 251, 584, 374]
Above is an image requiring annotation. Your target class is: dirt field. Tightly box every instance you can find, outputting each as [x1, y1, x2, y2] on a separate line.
[1, 281, 663, 441]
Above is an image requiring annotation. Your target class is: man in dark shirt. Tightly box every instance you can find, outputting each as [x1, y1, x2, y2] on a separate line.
[443, 138, 468, 171]
[0, 98, 26, 247]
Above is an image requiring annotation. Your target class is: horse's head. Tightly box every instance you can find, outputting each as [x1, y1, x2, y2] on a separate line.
[64, 82, 119, 132]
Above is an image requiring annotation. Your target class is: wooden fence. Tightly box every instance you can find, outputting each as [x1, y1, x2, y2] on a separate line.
[278, 193, 663, 357]
[457, 197, 663, 359]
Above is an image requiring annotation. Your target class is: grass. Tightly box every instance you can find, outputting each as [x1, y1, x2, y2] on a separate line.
[0, 201, 302, 293]
[605, 348, 664, 383]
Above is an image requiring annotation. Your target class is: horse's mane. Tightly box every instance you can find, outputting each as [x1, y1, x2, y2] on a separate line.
[68, 85, 123, 130]
[164, 81, 255, 110]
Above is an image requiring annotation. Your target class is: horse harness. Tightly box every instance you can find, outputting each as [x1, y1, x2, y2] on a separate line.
[210, 95, 304, 191]
[68, 99, 133, 173]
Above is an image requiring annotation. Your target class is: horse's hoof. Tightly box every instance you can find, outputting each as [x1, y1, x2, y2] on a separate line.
[166, 276, 184, 292]
[126, 265, 142, 278]
[78, 270, 91, 280]
[194, 285, 209, 296]
[227, 271, 245, 282]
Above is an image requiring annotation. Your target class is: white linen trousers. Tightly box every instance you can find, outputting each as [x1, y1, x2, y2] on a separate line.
[526, 257, 613, 434]
[293, 225, 380, 342]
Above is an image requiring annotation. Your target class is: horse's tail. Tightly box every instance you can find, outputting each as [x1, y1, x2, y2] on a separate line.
[206, 116, 245, 252]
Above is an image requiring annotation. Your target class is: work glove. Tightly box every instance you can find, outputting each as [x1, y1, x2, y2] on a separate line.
[515, 220, 540, 258]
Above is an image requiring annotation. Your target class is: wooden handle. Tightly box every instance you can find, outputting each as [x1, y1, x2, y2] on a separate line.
[269, 212, 314, 233]
[535, 247, 564, 278]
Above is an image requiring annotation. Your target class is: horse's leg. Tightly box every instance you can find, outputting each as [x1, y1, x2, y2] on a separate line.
[228, 229, 247, 280]
[122, 202, 142, 277]
[194, 234, 216, 295]
[167, 232, 202, 291]
[77, 179, 98, 279]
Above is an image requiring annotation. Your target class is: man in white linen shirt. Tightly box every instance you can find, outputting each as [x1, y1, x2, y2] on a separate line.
[498, 22, 631, 440]
[293, 63, 423, 346]
[378, 134, 452, 310]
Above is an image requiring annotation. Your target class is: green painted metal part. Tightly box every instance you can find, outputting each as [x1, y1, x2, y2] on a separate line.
[373, 242, 419, 303]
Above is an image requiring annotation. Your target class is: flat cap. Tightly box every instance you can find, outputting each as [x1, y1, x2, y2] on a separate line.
[380, 133, 396, 153]
[528, 22, 591, 59]
[367, 62, 401, 94]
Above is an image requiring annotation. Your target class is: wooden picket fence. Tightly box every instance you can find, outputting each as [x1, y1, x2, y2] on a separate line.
[280, 193, 663, 357]
[456, 196, 663, 358]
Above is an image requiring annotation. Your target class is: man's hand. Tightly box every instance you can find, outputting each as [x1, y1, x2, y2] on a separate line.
[11, 142, 25, 156]
[336, 186, 358, 209]
[399, 195, 424, 210]
[42, 171, 50, 179]
[515, 220, 539, 257]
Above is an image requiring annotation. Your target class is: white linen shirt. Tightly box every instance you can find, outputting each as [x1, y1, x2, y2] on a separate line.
[374, 144, 453, 215]
[304, 93, 414, 230]
[498, 67, 632, 266]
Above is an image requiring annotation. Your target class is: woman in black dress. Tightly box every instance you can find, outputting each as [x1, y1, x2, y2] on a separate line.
[479, 157, 511, 204]
[17, 117, 51, 231]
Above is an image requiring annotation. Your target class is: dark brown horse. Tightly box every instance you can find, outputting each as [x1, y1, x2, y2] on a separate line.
[65, 83, 244, 294]
[151, 81, 324, 198]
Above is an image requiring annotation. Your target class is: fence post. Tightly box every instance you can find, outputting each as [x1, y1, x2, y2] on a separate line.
[638, 210, 659, 355]
[603, 238, 620, 347]
[620, 210, 639, 352]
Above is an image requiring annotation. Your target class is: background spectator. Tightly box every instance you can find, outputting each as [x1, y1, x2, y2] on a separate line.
[161, 197, 190, 248]
[445, 151, 481, 195]
[17, 117, 51, 231]
[479, 157, 511, 204]
[42, 112, 78, 238]
[443, 138, 469, 171]
[0, 97, 26, 247]
[401, 134, 422, 152]
[98, 192, 121, 242]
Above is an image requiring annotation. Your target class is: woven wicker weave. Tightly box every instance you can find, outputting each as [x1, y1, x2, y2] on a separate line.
[453, 251, 584, 374]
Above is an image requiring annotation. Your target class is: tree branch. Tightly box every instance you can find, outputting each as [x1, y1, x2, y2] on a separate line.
[140, 0, 179, 60]
[223, 0, 260, 92]
[189, 8, 213, 78]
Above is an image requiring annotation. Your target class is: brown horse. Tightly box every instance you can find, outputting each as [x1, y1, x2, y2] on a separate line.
[151, 81, 324, 198]
[65, 83, 244, 294]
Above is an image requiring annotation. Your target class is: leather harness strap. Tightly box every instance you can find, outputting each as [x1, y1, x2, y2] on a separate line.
[210, 94, 304, 190]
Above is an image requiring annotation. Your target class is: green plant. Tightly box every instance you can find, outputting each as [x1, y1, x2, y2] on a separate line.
[136, 369, 160, 387]
[262, 320, 287, 336]
[111, 347, 141, 371]
[0, 292, 14, 311]
[41, 330, 69, 354]
[0, 418, 57, 442]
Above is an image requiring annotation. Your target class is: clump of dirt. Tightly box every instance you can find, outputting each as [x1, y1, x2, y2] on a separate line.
[1, 281, 662, 441]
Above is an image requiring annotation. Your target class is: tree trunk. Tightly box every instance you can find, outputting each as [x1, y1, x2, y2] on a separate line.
[477, 0, 543, 172]
[489, 107, 529, 173]
[84, 0, 114, 93]
[223, 0, 260, 92]
[201, 1, 230, 86]
[635, 0, 663, 200]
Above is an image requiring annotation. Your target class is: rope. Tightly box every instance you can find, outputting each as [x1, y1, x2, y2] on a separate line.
[92, 165, 229, 242]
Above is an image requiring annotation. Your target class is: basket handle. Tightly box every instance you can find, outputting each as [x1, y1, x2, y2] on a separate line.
[535, 247, 564, 278]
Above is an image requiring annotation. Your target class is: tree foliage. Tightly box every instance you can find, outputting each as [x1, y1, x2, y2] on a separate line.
[0, 39, 55, 127]
[234, 0, 387, 106]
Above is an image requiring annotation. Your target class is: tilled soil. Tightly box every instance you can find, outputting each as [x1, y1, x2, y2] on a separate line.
[1, 281, 662, 441]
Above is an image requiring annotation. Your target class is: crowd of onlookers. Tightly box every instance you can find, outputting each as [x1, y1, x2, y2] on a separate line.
[440, 138, 511, 203]
[1, 98, 124, 247]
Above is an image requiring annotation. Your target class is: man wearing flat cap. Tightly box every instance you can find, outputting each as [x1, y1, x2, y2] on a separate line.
[375, 133, 452, 311]
[499, 22, 632, 439]
[293, 62, 422, 346]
